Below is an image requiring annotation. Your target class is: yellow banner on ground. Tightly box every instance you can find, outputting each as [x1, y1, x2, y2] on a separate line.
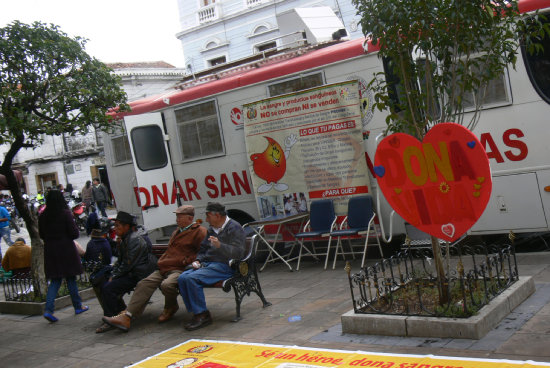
[129, 339, 550, 368]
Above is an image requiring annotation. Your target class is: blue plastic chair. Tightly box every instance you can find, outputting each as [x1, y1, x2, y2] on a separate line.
[330, 195, 382, 269]
[294, 199, 337, 270]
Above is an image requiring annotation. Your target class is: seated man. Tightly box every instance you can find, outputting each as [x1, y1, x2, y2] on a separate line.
[1, 237, 31, 277]
[84, 228, 113, 310]
[177, 202, 246, 331]
[101, 205, 206, 332]
[95, 211, 157, 332]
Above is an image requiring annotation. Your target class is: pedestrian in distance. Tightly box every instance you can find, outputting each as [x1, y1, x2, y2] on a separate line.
[101, 205, 206, 333]
[39, 190, 89, 323]
[81, 180, 93, 214]
[92, 177, 110, 217]
[177, 202, 246, 331]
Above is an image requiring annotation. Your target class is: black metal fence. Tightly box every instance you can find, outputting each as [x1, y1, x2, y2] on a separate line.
[347, 241, 518, 317]
[2, 261, 98, 302]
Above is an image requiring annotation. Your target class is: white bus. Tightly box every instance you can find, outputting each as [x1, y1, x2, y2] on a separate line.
[105, 0, 550, 244]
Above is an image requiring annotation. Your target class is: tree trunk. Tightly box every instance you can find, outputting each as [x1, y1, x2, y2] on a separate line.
[431, 235, 449, 305]
[0, 135, 48, 300]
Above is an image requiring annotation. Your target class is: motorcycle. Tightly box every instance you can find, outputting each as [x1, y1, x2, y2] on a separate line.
[70, 200, 88, 232]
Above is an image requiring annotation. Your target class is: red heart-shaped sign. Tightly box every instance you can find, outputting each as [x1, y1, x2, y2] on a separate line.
[374, 123, 492, 242]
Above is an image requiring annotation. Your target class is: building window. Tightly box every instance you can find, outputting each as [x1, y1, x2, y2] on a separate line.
[254, 25, 268, 34]
[175, 100, 224, 160]
[523, 12, 550, 104]
[268, 72, 324, 97]
[208, 56, 227, 67]
[111, 134, 132, 165]
[255, 41, 277, 53]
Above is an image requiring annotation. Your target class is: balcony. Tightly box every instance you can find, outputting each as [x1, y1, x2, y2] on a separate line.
[198, 3, 220, 24]
[246, 0, 269, 8]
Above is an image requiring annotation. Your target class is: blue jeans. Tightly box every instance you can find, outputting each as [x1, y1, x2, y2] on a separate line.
[0, 226, 13, 247]
[177, 262, 233, 315]
[45, 277, 82, 314]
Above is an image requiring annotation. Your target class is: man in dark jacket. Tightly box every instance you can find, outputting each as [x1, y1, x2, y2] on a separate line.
[97, 211, 157, 330]
[177, 202, 246, 331]
[92, 178, 110, 217]
[101, 205, 207, 332]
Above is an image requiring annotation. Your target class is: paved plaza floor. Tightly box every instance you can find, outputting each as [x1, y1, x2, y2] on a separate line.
[2, 226, 550, 367]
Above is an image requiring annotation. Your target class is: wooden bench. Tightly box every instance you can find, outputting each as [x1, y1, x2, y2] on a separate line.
[151, 234, 271, 321]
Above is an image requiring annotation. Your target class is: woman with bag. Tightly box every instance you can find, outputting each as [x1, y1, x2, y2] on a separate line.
[39, 190, 89, 322]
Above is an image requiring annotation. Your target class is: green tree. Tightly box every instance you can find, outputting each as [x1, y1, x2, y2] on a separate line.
[0, 21, 129, 299]
[351, 0, 549, 303]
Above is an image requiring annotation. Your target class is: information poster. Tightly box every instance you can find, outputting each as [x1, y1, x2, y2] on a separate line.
[244, 81, 370, 217]
[129, 339, 550, 368]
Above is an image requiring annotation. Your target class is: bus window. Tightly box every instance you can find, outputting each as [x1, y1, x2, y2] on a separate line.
[110, 122, 132, 165]
[268, 72, 324, 97]
[523, 14, 550, 104]
[457, 60, 511, 110]
[111, 134, 132, 165]
[130, 125, 168, 171]
[175, 100, 224, 160]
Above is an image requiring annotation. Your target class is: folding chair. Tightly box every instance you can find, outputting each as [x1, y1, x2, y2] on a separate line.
[330, 195, 383, 269]
[294, 199, 337, 270]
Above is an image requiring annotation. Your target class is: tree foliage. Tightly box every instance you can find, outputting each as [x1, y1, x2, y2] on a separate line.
[351, 0, 549, 305]
[352, 0, 550, 138]
[0, 21, 129, 298]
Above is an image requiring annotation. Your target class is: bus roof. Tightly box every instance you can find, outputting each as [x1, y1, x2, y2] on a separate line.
[113, 37, 367, 118]
[113, 0, 548, 118]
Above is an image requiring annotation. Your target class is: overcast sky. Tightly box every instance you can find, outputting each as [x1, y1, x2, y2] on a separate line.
[0, 0, 185, 67]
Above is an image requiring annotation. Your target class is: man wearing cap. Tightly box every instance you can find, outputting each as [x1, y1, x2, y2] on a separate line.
[101, 205, 206, 333]
[96, 211, 157, 332]
[177, 202, 246, 331]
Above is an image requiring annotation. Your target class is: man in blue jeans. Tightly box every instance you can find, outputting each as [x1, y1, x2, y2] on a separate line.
[0, 202, 13, 257]
[177, 202, 246, 331]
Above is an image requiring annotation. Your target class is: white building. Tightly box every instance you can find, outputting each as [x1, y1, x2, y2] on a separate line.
[176, 0, 364, 74]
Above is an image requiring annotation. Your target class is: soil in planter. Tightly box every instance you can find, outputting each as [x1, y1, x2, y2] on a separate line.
[361, 278, 510, 318]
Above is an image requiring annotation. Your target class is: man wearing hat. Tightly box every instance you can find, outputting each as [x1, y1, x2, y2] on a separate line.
[96, 211, 157, 332]
[101, 205, 206, 333]
[177, 202, 246, 331]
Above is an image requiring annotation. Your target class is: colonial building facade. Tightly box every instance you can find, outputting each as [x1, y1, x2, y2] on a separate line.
[176, 0, 363, 74]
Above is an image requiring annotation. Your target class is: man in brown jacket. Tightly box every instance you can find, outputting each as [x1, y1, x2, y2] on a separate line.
[100, 205, 206, 333]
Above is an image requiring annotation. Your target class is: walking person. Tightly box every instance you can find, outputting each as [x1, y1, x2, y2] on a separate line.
[39, 190, 89, 322]
[92, 178, 110, 217]
[81, 180, 93, 214]
[0, 201, 14, 255]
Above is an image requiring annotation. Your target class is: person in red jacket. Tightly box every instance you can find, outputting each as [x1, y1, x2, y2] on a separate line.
[100, 205, 206, 333]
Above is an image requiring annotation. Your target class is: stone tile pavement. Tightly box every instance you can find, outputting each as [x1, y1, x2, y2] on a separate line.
[2, 244, 550, 367]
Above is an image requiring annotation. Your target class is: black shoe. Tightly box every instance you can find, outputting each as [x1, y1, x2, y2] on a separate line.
[184, 311, 212, 331]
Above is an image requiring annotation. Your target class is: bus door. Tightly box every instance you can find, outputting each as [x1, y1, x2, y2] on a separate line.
[124, 112, 178, 230]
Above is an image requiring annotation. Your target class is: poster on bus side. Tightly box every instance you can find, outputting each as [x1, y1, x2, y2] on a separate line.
[243, 80, 370, 218]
